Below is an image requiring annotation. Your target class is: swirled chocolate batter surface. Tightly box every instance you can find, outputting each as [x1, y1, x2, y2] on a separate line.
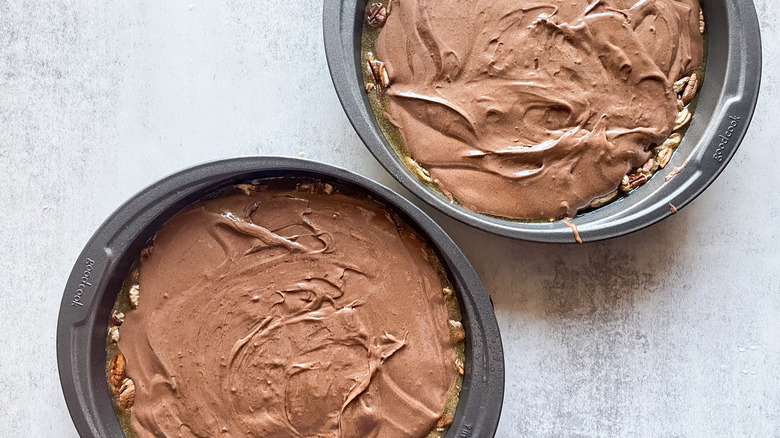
[375, 0, 703, 220]
[116, 181, 459, 437]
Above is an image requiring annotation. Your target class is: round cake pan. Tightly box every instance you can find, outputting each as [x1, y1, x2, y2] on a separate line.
[57, 157, 505, 438]
[324, 0, 762, 243]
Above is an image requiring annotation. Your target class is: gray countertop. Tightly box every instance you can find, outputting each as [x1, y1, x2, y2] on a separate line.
[1, 1, 777, 436]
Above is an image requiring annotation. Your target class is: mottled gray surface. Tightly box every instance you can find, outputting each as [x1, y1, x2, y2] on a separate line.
[0, 1, 777, 437]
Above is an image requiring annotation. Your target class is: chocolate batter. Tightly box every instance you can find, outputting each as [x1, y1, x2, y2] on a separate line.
[374, 0, 703, 220]
[114, 180, 461, 438]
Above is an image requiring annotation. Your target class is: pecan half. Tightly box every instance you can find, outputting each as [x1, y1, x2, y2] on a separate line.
[297, 182, 315, 193]
[110, 311, 125, 326]
[108, 326, 120, 344]
[681, 72, 699, 105]
[656, 147, 673, 169]
[366, 52, 390, 98]
[673, 76, 689, 93]
[235, 184, 256, 195]
[449, 320, 465, 343]
[109, 352, 126, 389]
[118, 378, 135, 409]
[589, 190, 618, 208]
[403, 157, 433, 183]
[640, 158, 656, 174]
[699, 10, 705, 34]
[659, 133, 682, 150]
[620, 172, 647, 192]
[436, 410, 454, 430]
[128, 284, 140, 309]
[366, 3, 388, 28]
[673, 107, 691, 131]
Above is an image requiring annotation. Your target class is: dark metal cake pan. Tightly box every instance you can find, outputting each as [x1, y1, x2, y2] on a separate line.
[324, 0, 762, 243]
[57, 157, 504, 438]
